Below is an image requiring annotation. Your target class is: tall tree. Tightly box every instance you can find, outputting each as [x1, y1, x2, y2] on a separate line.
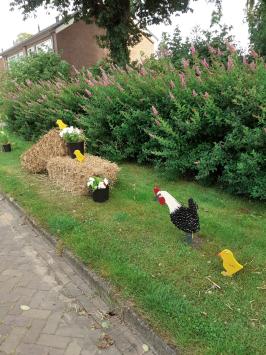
[10, 0, 193, 66]
[15, 32, 32, 44]
[247, 0, 266, 57]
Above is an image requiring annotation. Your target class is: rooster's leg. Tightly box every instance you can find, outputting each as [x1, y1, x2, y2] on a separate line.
[185, 232, 193, 245]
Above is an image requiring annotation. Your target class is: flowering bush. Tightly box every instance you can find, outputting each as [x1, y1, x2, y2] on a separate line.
[87, 177, 109, 191]
[59, 127, 85, 143]
[2, 47, 266, 199]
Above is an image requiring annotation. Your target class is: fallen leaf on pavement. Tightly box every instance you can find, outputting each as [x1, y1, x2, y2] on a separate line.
[142, 344, 149, 352]
[101, 321, 110, 329]
[97, 333, 114, 349]
[20, 305, 31, 311]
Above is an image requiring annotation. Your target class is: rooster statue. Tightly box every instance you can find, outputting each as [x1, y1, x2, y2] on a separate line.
[154, 186, 200, 244]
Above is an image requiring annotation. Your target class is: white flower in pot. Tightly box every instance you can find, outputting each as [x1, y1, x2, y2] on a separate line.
[87, 177, 110, 203]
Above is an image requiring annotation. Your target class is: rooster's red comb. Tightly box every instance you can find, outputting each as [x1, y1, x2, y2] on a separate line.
[153, 186, 160, 195]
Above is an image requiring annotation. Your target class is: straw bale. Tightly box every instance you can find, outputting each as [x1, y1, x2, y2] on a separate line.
[21, 129, 68, 173]
[47, 154, 120, 195]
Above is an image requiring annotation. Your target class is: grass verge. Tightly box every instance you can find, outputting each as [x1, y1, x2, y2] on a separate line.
[0, 135, 265, 354]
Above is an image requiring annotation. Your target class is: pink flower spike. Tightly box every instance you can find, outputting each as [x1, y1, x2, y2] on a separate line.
[225, 41, 237, 54]
[116, 83, 124, 92]
[227, 56, 234, 71]
[250, 49, 259, 58]
[169, 91, 175, 100]
[208, 45, 217, 55]
[169, 80, 175, 89]
[242, 56, 248, 65]
[86, 69, 93, 78]
[249, 61, 256, 71]
[217, 48, 223, 56]
[139, 67, 147, 76]
[192, 90, 198, 97]
[85, 89, 93, 97]
[201, 58, 209, 69]
[179, 72, 186, 88]
[155, 119, 161, 127]
[182, 58, 190, 69]
[190, 46, 196, 56]
[203, 92, 209, 99]
[73, 66, 80, 75]
[151, 105, 159, 116]
[195, 66, 201, 77]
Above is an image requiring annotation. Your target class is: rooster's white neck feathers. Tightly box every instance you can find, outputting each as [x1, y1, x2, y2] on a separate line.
[158, 191, 181, 213]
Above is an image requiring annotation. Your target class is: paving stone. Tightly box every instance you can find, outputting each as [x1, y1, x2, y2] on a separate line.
[16, 343, 49, 355]
[27, 280, 54, 291]
[47, 348, 64, 355]
[56, 325, 86, 338]
[3, 314, 32, 327]
[0, 306, 11, 320]
[23, 309, 51, 320]
[0, 326, 26, 353]
[0, 212, 14, 224]
[53, 270, 72, 286]
[37, 334, 71, 349]
[65, 341, 82, 355]
[13, 286, 36, 298]
[24, 319, 46, 343]
[42, 312, 63, 334]
[61, 282, 83, 298]
[0, 324, 11, 339]
[29, 290, 50, 308]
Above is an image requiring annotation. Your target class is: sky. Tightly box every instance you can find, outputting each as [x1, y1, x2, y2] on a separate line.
[0, 0, 249, 54]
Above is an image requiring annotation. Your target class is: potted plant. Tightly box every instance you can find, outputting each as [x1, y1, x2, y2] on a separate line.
[0, 131, 12, 152]
[87, 177, 109, 203]
[59, 126, 85, 159]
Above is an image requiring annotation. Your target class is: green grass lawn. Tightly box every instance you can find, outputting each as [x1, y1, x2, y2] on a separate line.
[0, 135, 265, 354]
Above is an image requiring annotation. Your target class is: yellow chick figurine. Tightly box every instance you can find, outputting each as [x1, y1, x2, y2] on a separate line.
[56, 119, 68, 130]
[74, 150, 85, 163]
[218, 249, 243, 277]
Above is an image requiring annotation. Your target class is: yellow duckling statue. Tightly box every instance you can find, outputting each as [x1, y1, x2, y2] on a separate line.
[74, 150, 85, 163]
[218, 249, 243, 277]
[56, 119, 68, 130]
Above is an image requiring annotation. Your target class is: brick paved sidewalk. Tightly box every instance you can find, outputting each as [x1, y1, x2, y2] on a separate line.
[0, 196, 155, 355]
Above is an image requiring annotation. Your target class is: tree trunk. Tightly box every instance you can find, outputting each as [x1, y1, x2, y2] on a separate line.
[107, 0, 131, 66]
[107, 27, 130, 66]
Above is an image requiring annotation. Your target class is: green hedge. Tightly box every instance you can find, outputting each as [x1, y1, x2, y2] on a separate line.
[8, 51, 71, 84]
[2, 51, 266, 199]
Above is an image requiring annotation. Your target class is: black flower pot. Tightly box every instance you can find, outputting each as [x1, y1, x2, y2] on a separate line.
[67, 141, 85, 159]
[2, 144, 11, 152]
[92, 187, 109, 203]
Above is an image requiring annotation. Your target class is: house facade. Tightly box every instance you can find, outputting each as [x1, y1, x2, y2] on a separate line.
[0, 57, 5, 71]
[0, 18, 156, 69]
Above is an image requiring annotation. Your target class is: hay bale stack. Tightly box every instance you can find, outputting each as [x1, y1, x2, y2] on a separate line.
[21, 129, 68, 173]
[47, 155, 120, 195]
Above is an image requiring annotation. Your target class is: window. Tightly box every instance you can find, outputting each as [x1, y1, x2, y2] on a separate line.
[27, 46, 36, 54]
[7, 51, 24, 62]
[36, 38, 53, 53]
